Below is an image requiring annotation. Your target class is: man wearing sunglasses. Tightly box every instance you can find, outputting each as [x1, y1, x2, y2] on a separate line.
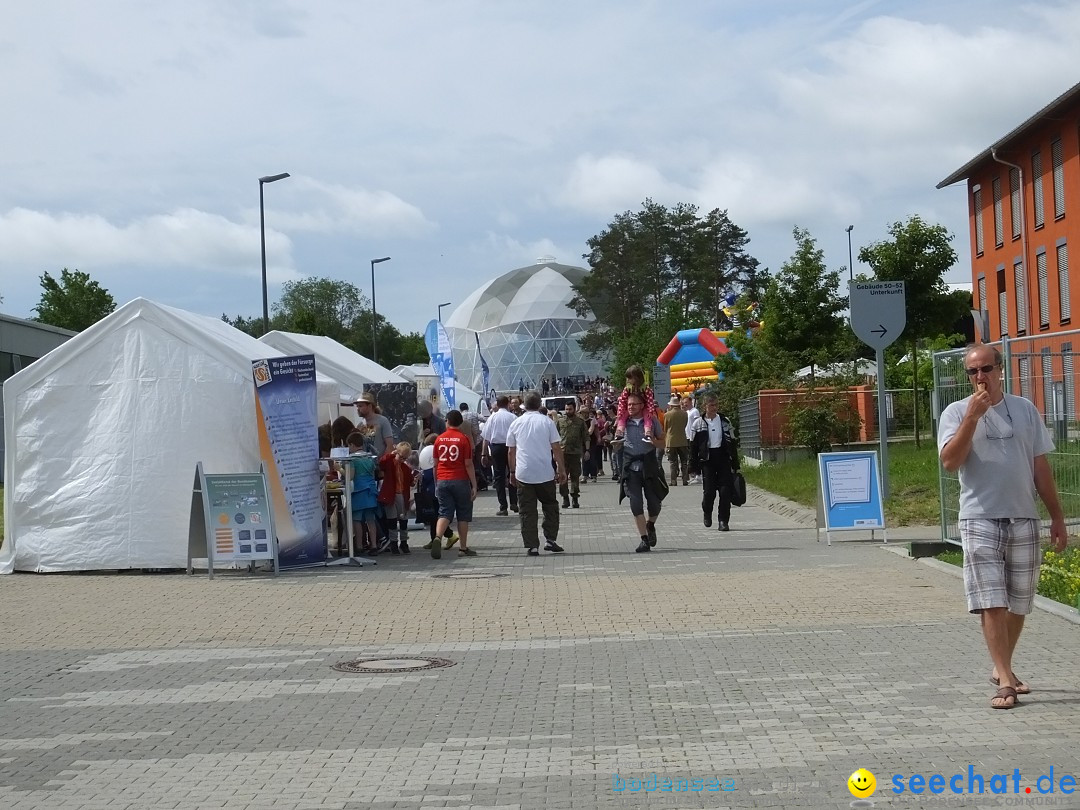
[938, 344, 1067, 711]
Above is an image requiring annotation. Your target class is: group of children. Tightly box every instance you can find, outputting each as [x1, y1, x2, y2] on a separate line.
[334, 431, 458, 557]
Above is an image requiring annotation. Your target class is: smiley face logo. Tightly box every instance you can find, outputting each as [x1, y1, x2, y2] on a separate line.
[847, 768, 876, 798]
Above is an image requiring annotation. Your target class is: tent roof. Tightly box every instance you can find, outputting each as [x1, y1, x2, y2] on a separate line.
[259, 332, 408, 398]
[3, 298, 308, 391]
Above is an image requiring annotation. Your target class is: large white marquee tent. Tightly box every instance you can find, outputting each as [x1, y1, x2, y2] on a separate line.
[0, 299, 342, 574]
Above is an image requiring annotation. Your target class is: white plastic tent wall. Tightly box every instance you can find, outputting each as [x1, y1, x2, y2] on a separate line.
[259, 332, 410, 417]
[0, 298, 342, 574]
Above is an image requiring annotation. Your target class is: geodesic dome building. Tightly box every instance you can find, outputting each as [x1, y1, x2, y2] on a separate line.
[443, 258, 605, 393]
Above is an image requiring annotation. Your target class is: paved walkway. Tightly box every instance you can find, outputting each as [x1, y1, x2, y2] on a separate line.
[1, 479, 1077, 809]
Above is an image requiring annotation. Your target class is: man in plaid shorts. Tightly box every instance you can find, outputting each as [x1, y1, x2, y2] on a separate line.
[939, 344, 1067, 710]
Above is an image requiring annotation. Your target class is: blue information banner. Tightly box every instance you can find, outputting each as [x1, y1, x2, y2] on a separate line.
[816, 451, 886, 532]
[424, 319, 456, 408]
[252, 354, 324, 568]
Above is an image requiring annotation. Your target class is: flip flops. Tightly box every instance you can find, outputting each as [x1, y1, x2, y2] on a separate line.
[989, 676, 1031, 695]
[991, 685, 1019, 709]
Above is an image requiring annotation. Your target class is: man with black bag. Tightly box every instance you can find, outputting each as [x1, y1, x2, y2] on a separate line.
[690, 395, 740, 532]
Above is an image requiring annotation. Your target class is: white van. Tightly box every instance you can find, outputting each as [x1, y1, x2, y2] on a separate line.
[540, 395, 583, 413]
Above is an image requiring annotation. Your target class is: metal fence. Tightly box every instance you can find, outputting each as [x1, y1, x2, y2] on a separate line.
[738, 396, 761, 462]
[739, 388, 932, 453]
[934, 330, 1080, 544]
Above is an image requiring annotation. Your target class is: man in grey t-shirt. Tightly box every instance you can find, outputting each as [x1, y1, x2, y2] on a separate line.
[354, 392, 395, 455]
[938, 344, 1066, 710]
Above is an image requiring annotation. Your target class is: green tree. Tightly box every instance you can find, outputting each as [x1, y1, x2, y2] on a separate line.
[858, 216, 960, 446]
[573, 199, 761, 376]
[222, 313, 261, 336]
[33, 268, 117, 331]
[758, 228, 851, 381]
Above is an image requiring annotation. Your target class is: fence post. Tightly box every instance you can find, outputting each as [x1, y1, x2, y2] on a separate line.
[1002, 335, 1013, 394]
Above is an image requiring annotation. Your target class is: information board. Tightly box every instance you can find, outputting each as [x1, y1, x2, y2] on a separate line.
[815, 451, 887, 545]
[188, 463, 278, 578]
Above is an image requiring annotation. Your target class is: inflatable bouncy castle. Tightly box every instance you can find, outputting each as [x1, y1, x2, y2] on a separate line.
[657, 328, 731, 394]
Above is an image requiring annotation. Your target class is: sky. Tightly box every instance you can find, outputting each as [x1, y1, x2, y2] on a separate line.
[2, 1, 1079, 338]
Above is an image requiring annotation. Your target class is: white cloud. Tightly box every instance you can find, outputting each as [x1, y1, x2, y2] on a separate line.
[0, 207, 299, 283]
[258, 176, 435, 236]
[557, 154, 689, 217]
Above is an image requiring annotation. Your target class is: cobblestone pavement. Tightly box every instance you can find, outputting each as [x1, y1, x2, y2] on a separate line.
[1, 479, 1078, 810]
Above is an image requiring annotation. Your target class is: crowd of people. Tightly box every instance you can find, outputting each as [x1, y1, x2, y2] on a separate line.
[317, 366, 743, 559]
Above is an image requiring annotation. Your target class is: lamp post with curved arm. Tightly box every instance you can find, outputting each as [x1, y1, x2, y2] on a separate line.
[259, 173, 290, 334]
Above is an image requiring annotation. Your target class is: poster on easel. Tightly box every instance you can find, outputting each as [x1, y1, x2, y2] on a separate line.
[253, 354, 324, 568]
[188, 463, 278, 578]
[816, 450, 887, 546]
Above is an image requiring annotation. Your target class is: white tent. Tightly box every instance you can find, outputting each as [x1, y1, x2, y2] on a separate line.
[259, 332, 409, 410]
[0, 299, 342, 574]
[795, 360, 877, 380]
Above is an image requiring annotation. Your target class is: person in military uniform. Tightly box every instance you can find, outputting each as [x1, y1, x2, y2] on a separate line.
[556, 399, 589, 509]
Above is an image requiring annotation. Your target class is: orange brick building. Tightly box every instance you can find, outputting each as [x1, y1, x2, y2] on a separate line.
[938, 82, 1080, 344]
[937, 81, 1080, 419]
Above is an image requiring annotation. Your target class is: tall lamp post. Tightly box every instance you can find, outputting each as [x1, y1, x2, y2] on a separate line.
[438, 301, 452, 322]
[259, 172, 290, 334]
[370, 256, 391, 362]
[845, 224, 855, 282]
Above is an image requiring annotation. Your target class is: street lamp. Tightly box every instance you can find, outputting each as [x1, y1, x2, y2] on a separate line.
[259, 172, 290, 334]
[370, 256, 391, 362]
[438, 301, 452, 322]
[845, 225, 855, 282]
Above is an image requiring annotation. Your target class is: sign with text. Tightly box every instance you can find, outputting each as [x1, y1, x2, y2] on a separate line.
[253, 354, 324, 568]
[816, 451, 886, 533]
[188, 463, 278, 578]
[850, 281, 906, 350]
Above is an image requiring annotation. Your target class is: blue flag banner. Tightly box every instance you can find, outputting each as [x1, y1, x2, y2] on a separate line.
[475, 332, 491, 407]
[424, 319, 457, 408]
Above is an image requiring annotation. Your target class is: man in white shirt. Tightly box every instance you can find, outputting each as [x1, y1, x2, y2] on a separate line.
[690, 395, 739, 531]
[507, 392, 567, 556]
[481, 396, 518, 516]
[938, 343, 1066, 710]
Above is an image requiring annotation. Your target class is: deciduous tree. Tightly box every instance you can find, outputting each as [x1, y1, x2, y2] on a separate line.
[34, 268, 116, 331]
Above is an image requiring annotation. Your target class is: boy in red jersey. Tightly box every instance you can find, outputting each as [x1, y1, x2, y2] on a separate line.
[433, 410, 478, 557]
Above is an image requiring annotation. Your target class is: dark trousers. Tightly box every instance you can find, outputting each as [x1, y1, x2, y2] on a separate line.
[702, 449, 734, 524]
[490, 443, 517, 510]
[517, 479, 560, 548]
[560, 454, 582, 498]
[667, 445, 690, 484]
[624, 467, 663, 518]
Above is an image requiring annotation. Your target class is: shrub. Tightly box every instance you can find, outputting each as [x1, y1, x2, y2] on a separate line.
[783, 391, 863, 457]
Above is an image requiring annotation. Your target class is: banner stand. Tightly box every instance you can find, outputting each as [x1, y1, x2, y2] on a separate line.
[188, 462, 279, 578]
[815, 451, 888, 547]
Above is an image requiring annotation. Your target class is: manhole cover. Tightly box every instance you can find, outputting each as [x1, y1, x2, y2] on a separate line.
[430, 571, 510, 580]
[332, 656, 455, 674]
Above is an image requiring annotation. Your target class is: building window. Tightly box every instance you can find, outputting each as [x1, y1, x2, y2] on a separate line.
[973, 185, 984, 254]
[1009, 167, 1022, 240]
[1018, 356, 1032, 400]
[1052, 138, 1065, 219]
[992, 177, 1004, 247]
[1037, 250, 1049, 328]
[1014, 260, 1027, 334]
[978, 275, 987, 313]
[999, 291, 1009, 337]
[1058, 242, 1071, 321]
[1032, 150, 1045, 228]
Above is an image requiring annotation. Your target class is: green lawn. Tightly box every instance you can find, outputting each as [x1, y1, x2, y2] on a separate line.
[743, 442, 942, 526]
